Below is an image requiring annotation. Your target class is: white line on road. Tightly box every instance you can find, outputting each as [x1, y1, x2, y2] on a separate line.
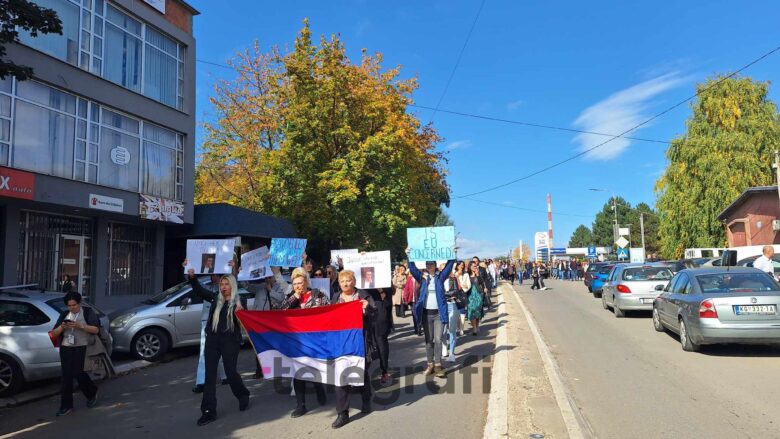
[509, 284, 591, 439]
[483, 285, 509, 439]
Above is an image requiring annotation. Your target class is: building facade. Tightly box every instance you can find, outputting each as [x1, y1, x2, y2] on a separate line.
[717, 186, 780, 247]
[1, 0, 198, 311]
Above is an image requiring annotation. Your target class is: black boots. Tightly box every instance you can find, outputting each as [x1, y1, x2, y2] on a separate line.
[332, 411, 350, 429]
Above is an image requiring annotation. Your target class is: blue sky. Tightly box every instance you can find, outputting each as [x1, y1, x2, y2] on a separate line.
[189, 0, 780, 258]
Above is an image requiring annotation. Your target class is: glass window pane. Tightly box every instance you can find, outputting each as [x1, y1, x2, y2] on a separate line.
[95, 0, 104, 15]
[75, 161, 85, 180]
[93, 36, 102, 56]
[12, 101, 75, 179]
[82, 0, 92, 9]
[143, 45, 177, 107]
[17, 0, 79, 65]
[106, 5, 141, 35]
[88, 143, 98, 163]
[82, 10, 92, 31]
[142, 141, 176, 199]
[99, 127, 139, 191]
[143, 123, 176, 146]
[0, 95, 10, 117]
[102, 109, 139, 133]
[0, 120, 8, 141]
[0, 143, 8, 166]
[80, 51, 89, 69]
[87, 164, 97, 183]
[94, 16, 103, 36]
[90, 103, 99, 121]
[103, 23, 142, 92]
[81, 30, 91, 51]
[145, 27, 178, 56]
[16, 80, 76, 113]
[91, 57, 102, 75]
[77, 120, 87, 139]
[77, 99, 88, 118]
[175, 184, 182, 201]
[76, 140, 86, 160]
[176, 151, 182, 166]
[0, 77, 11, 94]
[89, 124, 99, 141]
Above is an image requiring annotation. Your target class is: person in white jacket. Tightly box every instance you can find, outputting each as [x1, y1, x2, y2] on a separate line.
[455, 261, 470, 336]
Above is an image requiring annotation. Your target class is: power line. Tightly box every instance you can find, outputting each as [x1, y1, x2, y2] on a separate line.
[197, 59, 232, 69]
[432, 0, 487, 117]
[455, 43, 780, 199]
[411, 104, 669, 144]
[461, 197, 592, 218]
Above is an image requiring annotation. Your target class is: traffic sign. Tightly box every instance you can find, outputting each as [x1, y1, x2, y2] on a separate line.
[550, 247, 566, 255]
[587, 246, 597, 257]
[617, 247, 629, 260]
[616, 236, 629, 248]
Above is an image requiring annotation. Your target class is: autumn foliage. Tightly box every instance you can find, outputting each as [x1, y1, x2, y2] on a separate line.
[196, 21, 449, 257]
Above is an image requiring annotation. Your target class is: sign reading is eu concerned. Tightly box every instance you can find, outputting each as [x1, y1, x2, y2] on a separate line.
[406, 226, 456, 262]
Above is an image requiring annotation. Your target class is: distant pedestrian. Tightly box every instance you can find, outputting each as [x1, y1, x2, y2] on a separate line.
[754, 246, 775, 277]
[392, 265, 407, 318]
[50, 291, 100, 417]
[467, 261, 485, 335]
[59, 274, 74, 293]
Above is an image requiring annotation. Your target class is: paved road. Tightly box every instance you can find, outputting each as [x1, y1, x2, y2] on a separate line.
[0, 313, 498, 439]
[513, 278, 780, 439]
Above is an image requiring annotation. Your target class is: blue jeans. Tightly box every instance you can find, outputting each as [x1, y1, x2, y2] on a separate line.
[446, 302, 459, 356]
[196, 320, 226, 385]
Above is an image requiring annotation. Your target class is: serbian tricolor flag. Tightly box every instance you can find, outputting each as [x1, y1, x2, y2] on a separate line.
[236, 301, 365, 387]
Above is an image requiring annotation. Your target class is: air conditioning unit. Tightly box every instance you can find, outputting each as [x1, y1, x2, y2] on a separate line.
[773, 220, 780, 231]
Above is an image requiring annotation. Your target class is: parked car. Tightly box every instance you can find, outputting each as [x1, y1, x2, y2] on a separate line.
[652, 267, 780, 352]
[109, 277, 256, 361]
[590, 264, 617, 298]
[584, 262, 608, 292]
[601, 264, 674, 317]
[737, 254, 780, 278]
[0, 286, 113, 397]
[658, 259, 700, 274]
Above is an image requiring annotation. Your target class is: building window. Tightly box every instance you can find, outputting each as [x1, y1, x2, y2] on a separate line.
[143, 27, 183, 108]
[108, 223, 153, 296]
[103, 4, 142, 92]
[17, 0, 80, 65]
[142, 124, 182, 200]
[12, 81, 76, 179]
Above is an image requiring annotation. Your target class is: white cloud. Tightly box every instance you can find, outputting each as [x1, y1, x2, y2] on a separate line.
[506, 99, 524, 110]
[572, 72, 686, 161]
[456, 237, 511, 259]
[445, 140, 472, 151]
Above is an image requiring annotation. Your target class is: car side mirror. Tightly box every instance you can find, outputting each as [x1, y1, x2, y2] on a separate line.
[655, 284, 665, 291]
[180, 297, 191, 310]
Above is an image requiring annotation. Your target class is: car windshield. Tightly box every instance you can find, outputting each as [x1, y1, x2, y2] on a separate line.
[144, 278, 209, 304]
[587, 264, 603, 273]
[696, 273, 780, 294]
[598, 266, 614, 274]
[622, 267, 673, 281]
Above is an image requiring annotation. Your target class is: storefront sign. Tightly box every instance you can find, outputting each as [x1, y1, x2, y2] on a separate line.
[89, 193, 124, 213]
[139, 194, 184, 224]
[110, 146, 130, 165]
[0, 167, 35, 200]
[142, 0, 165, 14]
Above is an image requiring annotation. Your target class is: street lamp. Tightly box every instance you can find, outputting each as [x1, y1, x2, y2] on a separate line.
[589, 188, 618, 244]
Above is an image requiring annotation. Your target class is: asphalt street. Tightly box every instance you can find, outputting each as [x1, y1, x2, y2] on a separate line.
[512, 278, 780, 439]
[0, 312, 497, 439]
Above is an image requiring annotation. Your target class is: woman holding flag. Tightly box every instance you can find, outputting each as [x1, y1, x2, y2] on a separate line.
[280, 267, 330, 418]
[186, 269, 250, 426]
[331, 269, 376, 429]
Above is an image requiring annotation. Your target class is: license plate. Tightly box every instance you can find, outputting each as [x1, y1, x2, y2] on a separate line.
[734, 305, 777, 315]
[641, 298, 654, 304]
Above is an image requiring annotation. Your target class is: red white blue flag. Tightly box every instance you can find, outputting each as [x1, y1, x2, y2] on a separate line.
[236, 301, 365, 386]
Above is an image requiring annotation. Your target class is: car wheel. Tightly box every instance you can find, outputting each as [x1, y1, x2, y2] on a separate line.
[614, 304, 625, 318]
[601, 294, 609, 310]
[131, 328, 169, 362]
[679, 319, 700, 352]
[652, 307, 665, 332]
[0, 354, 23, 397]
[593, 290, 602, 298]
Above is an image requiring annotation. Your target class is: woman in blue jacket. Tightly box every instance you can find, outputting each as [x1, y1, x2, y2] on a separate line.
[406, 248, 455, 378]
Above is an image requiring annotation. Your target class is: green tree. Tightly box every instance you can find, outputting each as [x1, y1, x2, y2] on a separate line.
[433, 208, 454, 227]
[591, 196, 632, 247]
[197, 21, 449, 259]
[0, 0, 62, 79]
[568, 224, 594, 247]
[625, 203, 660, 254]
[656, 76, 780, 258]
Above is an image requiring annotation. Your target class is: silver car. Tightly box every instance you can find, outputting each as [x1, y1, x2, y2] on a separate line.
[109, 278, 255, 361]
[652, 267, 780, 352]
[0, 286, 112, 397]
[602, 264, 673, 317]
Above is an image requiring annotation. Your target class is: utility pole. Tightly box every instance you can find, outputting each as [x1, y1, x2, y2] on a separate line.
[612, 196, 618, 244]
[640, 212, 646, 251]
[774, 151, 780, 207]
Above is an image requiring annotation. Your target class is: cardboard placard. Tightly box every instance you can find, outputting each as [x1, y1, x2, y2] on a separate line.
[342, 251, 392, 289]
[269, 238, 307, 267]
[406, 226, 456, 262]
[185, 238, 237, 274]
[238, 246, 272, 281]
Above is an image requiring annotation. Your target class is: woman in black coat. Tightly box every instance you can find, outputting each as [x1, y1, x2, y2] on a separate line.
[187, 269, 250, 426]
[366, 287, 392, 386]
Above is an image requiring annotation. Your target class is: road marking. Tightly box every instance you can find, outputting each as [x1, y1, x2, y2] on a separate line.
[508, 284, 591, 439]
[0, 421, 51, 438]
[483, 286, 509, 438]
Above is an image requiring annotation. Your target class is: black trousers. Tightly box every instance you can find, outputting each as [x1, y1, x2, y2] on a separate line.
[394, 304, 405, 318]
[375, 331, 390, 373]
[334, 367, 371, 414]
[59, 345, 97, 410]
[202, 333, 249, 414]
[293, 378, 326, 407]
[531, 277, 541, 289]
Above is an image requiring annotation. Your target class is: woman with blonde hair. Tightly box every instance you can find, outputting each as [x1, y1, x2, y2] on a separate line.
[280, 267, 330, 418]
[187, 269, 250, 426]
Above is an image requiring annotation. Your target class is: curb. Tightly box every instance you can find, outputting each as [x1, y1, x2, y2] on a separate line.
[483, 285, 509, 438]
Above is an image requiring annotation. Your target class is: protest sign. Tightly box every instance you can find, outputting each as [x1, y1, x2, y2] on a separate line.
[185, 238, 237, 274]
[309, 278, 331, 296]
[342, 251, 391, 289]
[269, 238, 307, 267]
[238, 246, 271, 281]
[406, 226, 456, 262]
[330, 249, 358, 266]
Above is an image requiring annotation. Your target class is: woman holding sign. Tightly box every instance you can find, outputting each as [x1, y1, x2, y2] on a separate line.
[406, 248, 456, 378]
[186, 269, 250, 426]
